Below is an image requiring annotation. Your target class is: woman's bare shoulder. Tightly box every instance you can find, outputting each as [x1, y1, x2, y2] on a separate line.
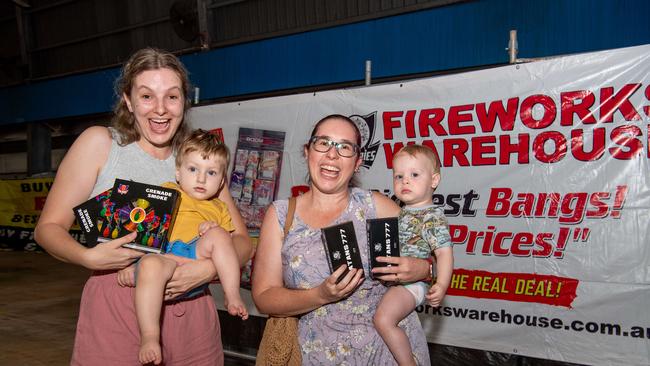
[57, 126, 114, 177]
[70, 126, 112, 158]
[77, 126, 112, 146]
[372, 190, 400, 218]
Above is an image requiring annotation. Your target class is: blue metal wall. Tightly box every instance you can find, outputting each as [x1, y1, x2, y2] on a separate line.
[2, 0, 649, 125]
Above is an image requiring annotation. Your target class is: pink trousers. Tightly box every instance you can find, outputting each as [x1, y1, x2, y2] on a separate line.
[71, 271, 224, 365]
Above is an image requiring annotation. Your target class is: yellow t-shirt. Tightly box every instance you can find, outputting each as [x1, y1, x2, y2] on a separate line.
[162, 182, 235, 242]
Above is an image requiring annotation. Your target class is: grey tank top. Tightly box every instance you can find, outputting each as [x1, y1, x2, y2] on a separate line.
[90, 129, 176, 197]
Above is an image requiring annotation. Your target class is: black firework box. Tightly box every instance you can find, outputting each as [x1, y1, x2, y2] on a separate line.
[366, 217, 401, 279]
[321, 221, 364, 283]
[74, 179, 180, 253]
[73, 188, 112, 247]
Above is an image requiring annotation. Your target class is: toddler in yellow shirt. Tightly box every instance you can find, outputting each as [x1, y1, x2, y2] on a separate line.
[118, 129, 247, 365]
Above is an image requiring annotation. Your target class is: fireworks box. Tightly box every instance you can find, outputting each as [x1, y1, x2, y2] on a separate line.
[321, 221, 364, 283]
[73, 188, 112, 247]
[366, 217, 400, 279]
[73, 179, 180, 253]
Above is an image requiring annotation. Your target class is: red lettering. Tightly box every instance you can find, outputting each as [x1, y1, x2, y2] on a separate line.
[511, 193, 535, 217]
[471, 136, 496, 165]
[571, 128, 605, 161]
[586, 192, 610, 218]
[599, 84, 642, 122]
[520, 94, 556, 129]
[447, 104, 475, 135]
[418, 108, 446, 137]
[383, 111, 403, 139]
[443, 138, 470, 166]
[449, 224, 467, 244]
[467, 230, 482, 254]
[534, 193, 561, 218]
[493, 231, 513, 256]
[499, 134, 530, 164]
[405, 110, 417, 138]
[559, 193, 588, 224]
[561, 90, 596, 126]
[533, 131, 567, 163]
[609, 125, 643, 159]
[532, 233, 554, 257]
[511, 233, 534, 256]
[383, 142, 405, 169]
[451, 224, 581, 259]
[486, 188, 512, 216]
[476, 98, 519, 132]
[481, 227, 495, 255]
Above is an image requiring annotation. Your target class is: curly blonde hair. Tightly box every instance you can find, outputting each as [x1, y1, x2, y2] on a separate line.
[111, 47, 191, 152]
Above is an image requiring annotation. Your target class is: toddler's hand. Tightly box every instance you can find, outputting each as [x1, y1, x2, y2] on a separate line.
[198, 221, 218, 236]
[425, 283, 447, 307]
[117, 264, 136, 287]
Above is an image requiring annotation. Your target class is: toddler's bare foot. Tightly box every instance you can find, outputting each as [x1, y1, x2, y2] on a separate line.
[139, 337, 162, 365]
[224, 295, 249, 320]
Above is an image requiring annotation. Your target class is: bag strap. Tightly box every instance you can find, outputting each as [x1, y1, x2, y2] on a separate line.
[283, 196, 296, 238]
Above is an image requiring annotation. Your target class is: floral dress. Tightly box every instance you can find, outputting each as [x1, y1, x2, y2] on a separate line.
[274, 188, 430, 365]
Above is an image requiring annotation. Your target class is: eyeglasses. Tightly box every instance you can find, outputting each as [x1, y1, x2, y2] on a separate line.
[309, 136, 359, 158]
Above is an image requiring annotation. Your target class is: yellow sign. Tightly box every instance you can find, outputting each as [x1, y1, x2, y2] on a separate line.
[0, 177, 54, 228]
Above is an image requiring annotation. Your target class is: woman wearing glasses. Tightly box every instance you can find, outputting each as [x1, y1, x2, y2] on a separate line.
[252, 114, 431, 365]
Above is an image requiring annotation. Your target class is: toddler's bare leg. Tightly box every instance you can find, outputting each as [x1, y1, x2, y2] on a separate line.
[136, 254, 177, 365]
[196, 228, 248, 320]
[374, 286, 418, 366]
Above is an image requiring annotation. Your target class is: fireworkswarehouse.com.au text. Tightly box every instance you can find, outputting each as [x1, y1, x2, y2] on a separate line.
[418, 305, 650, 339]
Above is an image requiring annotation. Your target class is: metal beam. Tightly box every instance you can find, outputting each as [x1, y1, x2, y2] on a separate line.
[27, 122, 51, 176]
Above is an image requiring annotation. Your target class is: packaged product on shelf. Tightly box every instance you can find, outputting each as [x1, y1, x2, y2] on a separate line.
[259, 150, 280, 180]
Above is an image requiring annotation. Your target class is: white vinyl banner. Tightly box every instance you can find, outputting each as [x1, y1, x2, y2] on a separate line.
[198, 45, 650, 365]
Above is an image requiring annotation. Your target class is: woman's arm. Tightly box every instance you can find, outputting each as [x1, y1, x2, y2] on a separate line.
[251, 204, 363, 316]
[370, 191, 431, 283]
[34, 126, 144, 270]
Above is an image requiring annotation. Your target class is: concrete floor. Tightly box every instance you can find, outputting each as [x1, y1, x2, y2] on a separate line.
[0, 251, 255, 366]
[0, 251, 579, 366]
[0, 250, 88, 365]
